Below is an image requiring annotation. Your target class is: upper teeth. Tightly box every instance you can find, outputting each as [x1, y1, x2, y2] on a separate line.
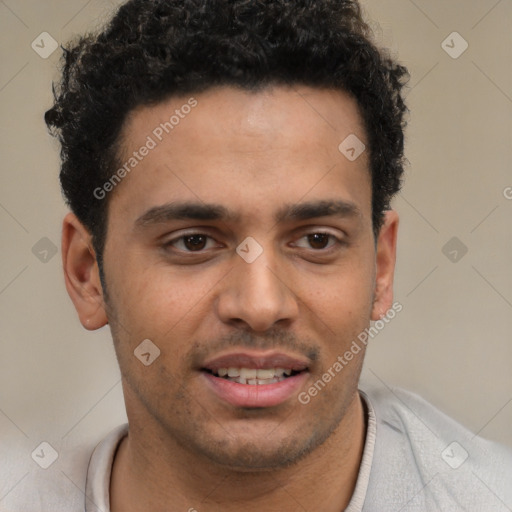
[218, 368, 292, 379]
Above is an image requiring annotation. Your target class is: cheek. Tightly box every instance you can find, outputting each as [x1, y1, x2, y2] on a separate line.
[105, 257, 223, 361]
[107, 258, 183, 327]
[302, 261, 375, 328]
[105, 265, 200, 395]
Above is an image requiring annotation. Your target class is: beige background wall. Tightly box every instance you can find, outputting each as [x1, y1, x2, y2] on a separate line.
[1, 0, 511, 496]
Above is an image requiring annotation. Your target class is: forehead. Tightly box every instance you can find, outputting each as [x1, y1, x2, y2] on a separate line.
[123, 85, 366, 153]
[111, 85, 371, 227]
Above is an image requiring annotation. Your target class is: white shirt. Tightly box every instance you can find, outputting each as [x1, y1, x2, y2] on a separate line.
[3, 384, 512, 511]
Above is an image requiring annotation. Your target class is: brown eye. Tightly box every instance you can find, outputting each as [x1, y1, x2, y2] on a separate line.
[166, 233, 217, 253]
[307, 233, 331, 250]
[294, 232, 339, 251]
[183, 234, 208, 251]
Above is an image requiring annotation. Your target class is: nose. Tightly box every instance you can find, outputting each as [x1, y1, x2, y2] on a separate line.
[215, 248, 299, 332]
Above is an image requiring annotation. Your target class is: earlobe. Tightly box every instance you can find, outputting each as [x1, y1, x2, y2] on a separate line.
[371, 210, 399, 321]
[61, 212, 108, 330]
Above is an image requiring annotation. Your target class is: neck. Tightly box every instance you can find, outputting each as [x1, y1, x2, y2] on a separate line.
[110, 393, 367, 512]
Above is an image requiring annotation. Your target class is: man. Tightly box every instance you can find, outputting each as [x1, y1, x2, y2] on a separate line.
[32, 0, 512, 510]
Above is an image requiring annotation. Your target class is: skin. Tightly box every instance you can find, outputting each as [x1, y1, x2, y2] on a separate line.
[62, 85, 398, 511]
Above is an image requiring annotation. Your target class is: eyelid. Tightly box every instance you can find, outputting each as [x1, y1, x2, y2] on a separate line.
[164, 230, 222, 252]
[291, 230, 343, 250]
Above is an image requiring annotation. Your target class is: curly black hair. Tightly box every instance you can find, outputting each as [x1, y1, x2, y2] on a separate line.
[45, 0, 409, 271]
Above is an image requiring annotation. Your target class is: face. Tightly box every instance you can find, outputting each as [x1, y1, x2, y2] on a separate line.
[66, 85, 397, 471]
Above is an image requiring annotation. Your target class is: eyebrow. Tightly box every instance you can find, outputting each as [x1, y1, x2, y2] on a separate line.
[275, 199, 360, 223]
[134, 199, 361, 228]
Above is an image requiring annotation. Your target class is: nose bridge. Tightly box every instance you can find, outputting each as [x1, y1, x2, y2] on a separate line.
[242, 250, 281, 298]
[217, 242, 298, 331]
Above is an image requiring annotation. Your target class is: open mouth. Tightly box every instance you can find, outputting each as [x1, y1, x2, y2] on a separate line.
[200, 351, 311, 407]
[203, 367, 302, 385]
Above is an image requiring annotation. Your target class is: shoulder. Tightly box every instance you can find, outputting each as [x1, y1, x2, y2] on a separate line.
[0, 423, 128, 512]
[360, 384, 512, 511]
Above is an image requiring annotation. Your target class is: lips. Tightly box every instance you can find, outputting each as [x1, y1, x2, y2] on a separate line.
[202, 352, 309, 372]
[200, 351, 310, 408]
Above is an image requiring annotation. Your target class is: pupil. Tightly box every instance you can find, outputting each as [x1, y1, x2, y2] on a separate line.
[308, 233, 328, 249]
[185, 235, 206, 251]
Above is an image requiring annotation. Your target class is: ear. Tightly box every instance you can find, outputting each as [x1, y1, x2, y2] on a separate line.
[61, 212, 108, 330]
[371, 210, 399, 321]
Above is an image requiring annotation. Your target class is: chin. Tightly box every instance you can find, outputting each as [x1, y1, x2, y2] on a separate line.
[182, 419, 335, 472]
[202, 440, 315, 472]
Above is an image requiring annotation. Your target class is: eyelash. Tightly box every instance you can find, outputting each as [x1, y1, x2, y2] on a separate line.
[163, 231, 344, 254]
